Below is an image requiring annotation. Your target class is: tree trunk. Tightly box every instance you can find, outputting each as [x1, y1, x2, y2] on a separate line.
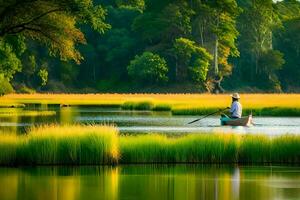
[214, 36, 219, 75]
[175, 58, 178, 81]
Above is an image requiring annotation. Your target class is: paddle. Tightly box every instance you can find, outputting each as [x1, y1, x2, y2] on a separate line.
[187, 107, 229, 125]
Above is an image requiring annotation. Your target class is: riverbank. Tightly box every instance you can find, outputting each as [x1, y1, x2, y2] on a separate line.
[1, 94, 300, 116]
[0, 125, 299, 166]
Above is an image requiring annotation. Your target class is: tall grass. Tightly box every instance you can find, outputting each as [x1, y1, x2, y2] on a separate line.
[2, 93, 300, 116]
[172, 107, 300, 116]
[120, 134, 300, 164]
[0, 125, 119, 166]
[0, 134, 19, 165]
[271, 135, 300, 163]
[120, 134, 239, 163]
[238, 135, 271, 163]
[0, 110, 56, 117]
[2, 93, 300, 108]
[121, 101, 154, 110]
[121, 101, 171, 111]
[0, 125, 299, 165]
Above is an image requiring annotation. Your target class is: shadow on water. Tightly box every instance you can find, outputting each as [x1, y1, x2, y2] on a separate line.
[0, 165, 299, 200]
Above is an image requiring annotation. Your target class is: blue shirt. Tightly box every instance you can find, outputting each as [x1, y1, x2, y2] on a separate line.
[230, 101, 242, 118]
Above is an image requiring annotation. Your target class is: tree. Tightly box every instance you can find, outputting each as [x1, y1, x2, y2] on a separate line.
[38, 67, 48, 87]
[0, 39, 22, 79]
[191, 0, 241, 92]
[132, 1, 193, 50]
[115, 0, 145, 11]
[0, 0, 110, 63]
[173, 37, 212, 87]
[0, 73, 14, 95]
[237, 0, 281, 76]
[258, 50, 285, 91]
[127, 52, 168, 84]
[275, 0, 300, 89]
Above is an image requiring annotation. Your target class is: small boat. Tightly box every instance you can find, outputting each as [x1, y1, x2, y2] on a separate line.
[220, 115, 253, 126]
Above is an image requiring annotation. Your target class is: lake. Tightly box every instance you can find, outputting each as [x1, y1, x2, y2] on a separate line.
[0, 106, 300, 135]
[0, 165, 299, 200]
[0, 105, 300, 200]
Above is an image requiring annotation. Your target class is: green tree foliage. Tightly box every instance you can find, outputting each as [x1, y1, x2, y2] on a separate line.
[0, 0, 111, 92]
[127, 52, 168, 84]
[0, 39, 22, 79]
[231, 0, 284, 90]
[173, 38, 212, 86]
[257, 50, 285, 91]
[0, 0, 299, 93]
[275, 0, 300, 90]
[38, 68, 48, 87]
[115, 0, 145, 11]
[0, 73, 14, 95]
[132, 1, 193, 48]
[192, 0, 240, 77]
[0, 0, 110, 63]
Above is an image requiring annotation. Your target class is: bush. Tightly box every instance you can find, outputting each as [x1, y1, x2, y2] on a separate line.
[127, 52, 168, 85]
[0, 74, 14, 95]
[17, 84, 36, 94]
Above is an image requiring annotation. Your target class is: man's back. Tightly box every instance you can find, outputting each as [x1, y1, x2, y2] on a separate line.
[230, 101, 242, 118]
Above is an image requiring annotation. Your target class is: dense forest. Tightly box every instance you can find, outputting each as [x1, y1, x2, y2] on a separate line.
[0, 0, 300, 94]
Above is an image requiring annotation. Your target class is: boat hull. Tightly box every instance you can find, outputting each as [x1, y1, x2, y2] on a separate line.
[220, 115, 252, 126]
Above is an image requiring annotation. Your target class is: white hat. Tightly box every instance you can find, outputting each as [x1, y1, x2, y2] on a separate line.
[231, 93, 240, 99]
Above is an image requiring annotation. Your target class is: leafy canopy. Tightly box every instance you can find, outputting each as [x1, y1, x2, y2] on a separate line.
[127, 52, 169, 84]
[0, 0, 110, 64]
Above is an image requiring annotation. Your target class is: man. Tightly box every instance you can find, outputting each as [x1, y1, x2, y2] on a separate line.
[228, 93, 242, 118]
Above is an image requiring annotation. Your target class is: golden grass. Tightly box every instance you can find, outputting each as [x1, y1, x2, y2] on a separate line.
[0, 111, 56, 117]
[2, 93, 300, 109]
[1, 93, 300, 116]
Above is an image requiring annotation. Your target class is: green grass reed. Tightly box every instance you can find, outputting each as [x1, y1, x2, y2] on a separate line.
[238, 135, 271, 163]
[0, 110, 56, 117]
[0, 134, 19, 166]
[121, 101, 154, 110]
[9, 125, 119, 165]
[152, 104, 172, 111]
[270, 135, 300, 163]
[172, 107, 300, 116]
[120, 134, 239, 164]
[0, 126, 299, 166]
[172, 108, 223, 116]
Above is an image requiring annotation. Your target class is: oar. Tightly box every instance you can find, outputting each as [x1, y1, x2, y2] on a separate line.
[187, 108, 229, 125]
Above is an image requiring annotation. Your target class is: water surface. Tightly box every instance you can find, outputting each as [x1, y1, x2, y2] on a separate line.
[0, 106, 300, 135]
[0, 165, 299, 200]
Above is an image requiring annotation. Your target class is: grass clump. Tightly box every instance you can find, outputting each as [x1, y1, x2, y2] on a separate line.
[172, 108, 222, 115]
[0, 110, 56, 117]
[172, 107, 300, 117]
[120, 133, 300, 164]
[23, 125, 119, 165]
[152, 104, 172, 111]
[243, 107, 300, 116]
[0, 134, 19, 165]
[0, 126, 299, 165]
[121, 101, 154, 110]
[238, 135, 271, 163]
[120, 134, 239, 164]
[271, 135, 300, 163]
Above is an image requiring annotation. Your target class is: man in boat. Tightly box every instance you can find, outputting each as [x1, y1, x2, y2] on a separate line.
[228, 93, 242, 118]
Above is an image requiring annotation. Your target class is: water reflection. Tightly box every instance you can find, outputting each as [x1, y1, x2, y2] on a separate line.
[0, 165, 299, 200]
